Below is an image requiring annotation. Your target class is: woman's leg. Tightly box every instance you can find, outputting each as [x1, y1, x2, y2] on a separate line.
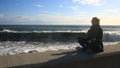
[89, 41, 104, 53]
[77, 37, 89, 51]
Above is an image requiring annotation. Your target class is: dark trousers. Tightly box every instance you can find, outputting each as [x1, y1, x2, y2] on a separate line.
[78, 38, 103, 52]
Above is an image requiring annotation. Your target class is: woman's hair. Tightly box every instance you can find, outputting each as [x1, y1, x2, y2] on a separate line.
[91, 17, 100, 26]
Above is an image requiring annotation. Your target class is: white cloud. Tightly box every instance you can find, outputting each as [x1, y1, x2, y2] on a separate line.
[0, 13, 3, 17]
[0, 14, 90, 25]
[35, 4, 44, 7]
[0, 15, 35, 25]
[100, 16, 120, 25]
[73, 0, 101, 6]
[74, 11, 88, 16]
[104, 9, 119, 13]
[70, 6, 80, 11]
[33, 14, 91, 25]
[37, 13, 120, 25]
[13, 16, 34, 22]
[1, 13, 120, 25]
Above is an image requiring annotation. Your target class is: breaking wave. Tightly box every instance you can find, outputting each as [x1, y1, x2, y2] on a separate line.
[0, 31, 120, 42]
[0, 31, 120, 56]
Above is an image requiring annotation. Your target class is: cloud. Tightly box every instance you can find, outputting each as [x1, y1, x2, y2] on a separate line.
[73, 0, 101, 6]
[104, 9, 119, 13]
[0, 14, 90, 25]
[0, 13, 120, 25]
[12, 16, 34, 22]
[100, 16, 120, 25]
[0, 13, 3, 17]
[35, 4, 44, 7]
[37, 14, 90, 24]
[37, 13, 120, 25]
[0, 15, 35, 25]
[70, 6, 80, 11]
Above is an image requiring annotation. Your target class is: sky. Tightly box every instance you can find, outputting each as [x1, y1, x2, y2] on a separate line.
[0, 0, 120, 25]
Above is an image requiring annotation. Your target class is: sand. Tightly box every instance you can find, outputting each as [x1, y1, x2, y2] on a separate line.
[0, 44, 120, 68]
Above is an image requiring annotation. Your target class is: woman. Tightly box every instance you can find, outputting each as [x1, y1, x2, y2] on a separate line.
[78, 17, 103, 53]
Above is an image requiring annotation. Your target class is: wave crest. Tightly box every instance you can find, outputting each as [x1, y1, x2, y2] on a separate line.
[0, 31, 120, 42]
[2, 29, 17, 33]
[103, 32, 120, 42]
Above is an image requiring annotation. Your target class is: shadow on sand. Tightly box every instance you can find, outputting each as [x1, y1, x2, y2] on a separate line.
[9, 47, 97, 68]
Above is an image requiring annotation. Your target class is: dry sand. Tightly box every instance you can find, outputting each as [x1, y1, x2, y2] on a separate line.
[0, 44, 120, 68]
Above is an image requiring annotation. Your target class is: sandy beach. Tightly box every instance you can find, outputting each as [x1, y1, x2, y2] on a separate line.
[0, 44, 120, 68]
[0, 0, 120, 68]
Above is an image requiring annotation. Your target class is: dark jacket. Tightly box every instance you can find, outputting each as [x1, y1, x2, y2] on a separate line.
[87, 25, 103, 42]
[77, 25, 103, 52]
[86, 25, 103, 52]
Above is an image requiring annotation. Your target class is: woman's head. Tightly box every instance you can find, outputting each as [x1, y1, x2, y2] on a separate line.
[91, 17, 100, 26]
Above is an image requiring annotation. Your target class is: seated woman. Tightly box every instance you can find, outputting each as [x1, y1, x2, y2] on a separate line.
[78, 17, 103, 53]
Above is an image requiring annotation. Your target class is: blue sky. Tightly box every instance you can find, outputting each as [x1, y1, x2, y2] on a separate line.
[0, 0, 120, 25]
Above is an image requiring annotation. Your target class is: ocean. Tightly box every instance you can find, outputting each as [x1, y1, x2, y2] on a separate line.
[0, 25, 120, 55]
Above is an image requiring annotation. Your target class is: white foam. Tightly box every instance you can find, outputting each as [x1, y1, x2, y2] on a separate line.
[32, 30, 85, 33]
[0, 41, 79, 56]
[103, 42, 120, 45]
[0, 41, 120, 56]
[103, 32, 120, 42]
[2, 29, 17, 33]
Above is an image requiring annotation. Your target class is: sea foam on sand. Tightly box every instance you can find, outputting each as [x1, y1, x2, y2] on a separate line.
[0, 41, 119, 56]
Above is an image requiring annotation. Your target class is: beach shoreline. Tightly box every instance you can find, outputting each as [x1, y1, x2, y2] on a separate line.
[0, 44, 120, 68]
[0, 32, 120, 56]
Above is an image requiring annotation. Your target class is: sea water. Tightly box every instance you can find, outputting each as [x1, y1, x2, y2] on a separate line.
[0, 25, 120, 55]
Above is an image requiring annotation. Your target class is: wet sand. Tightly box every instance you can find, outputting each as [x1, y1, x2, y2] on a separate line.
[0, 44, 120, 68]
